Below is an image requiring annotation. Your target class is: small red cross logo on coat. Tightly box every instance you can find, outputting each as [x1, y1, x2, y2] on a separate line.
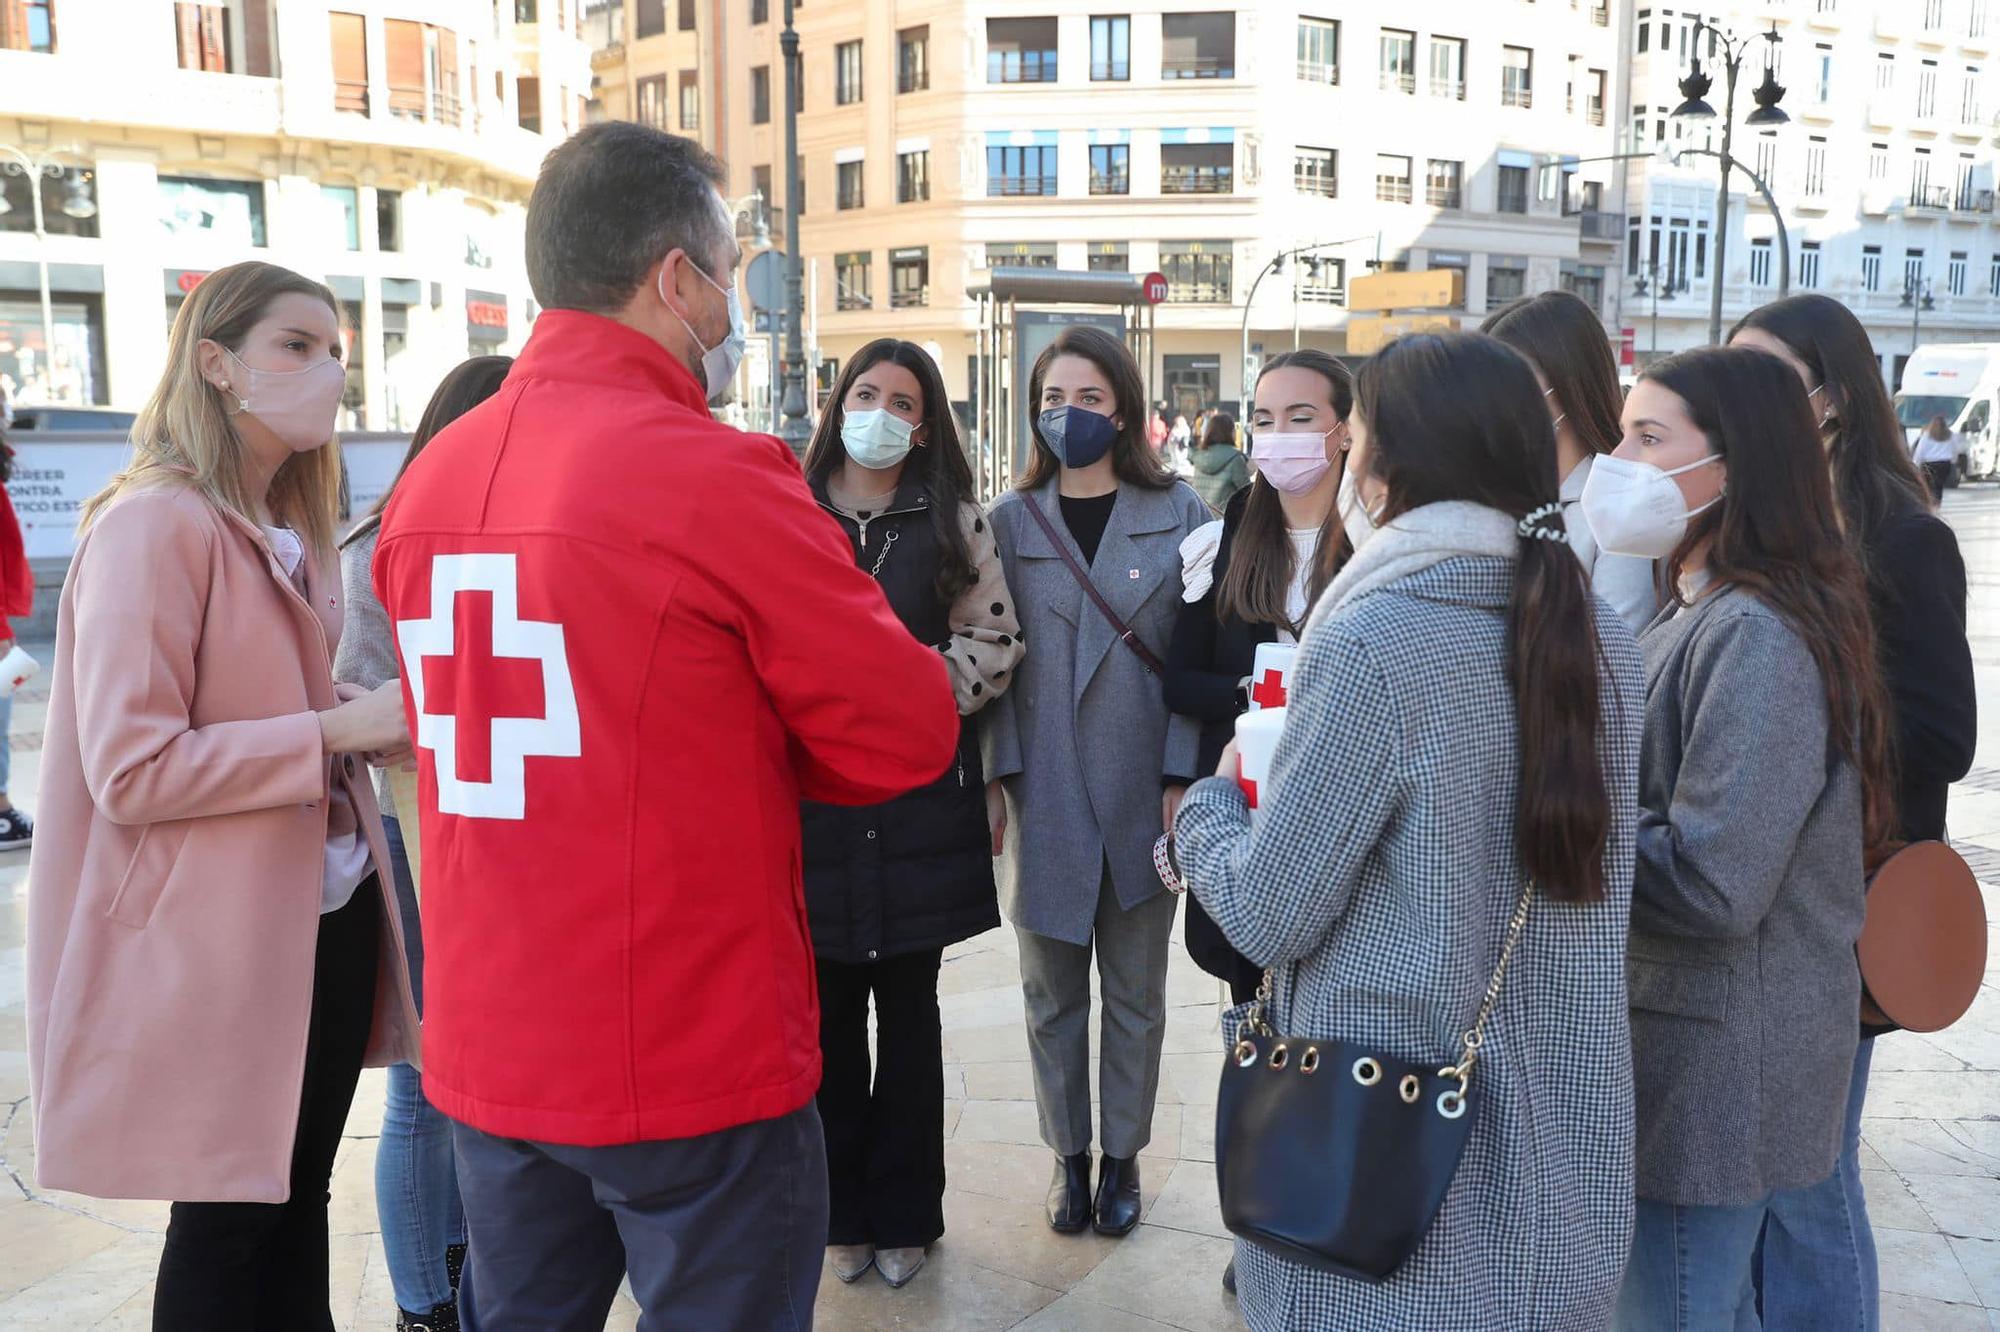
[1250, 668, 1288, 710]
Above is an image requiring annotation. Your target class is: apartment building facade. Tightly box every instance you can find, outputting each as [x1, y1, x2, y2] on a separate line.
[593, 0, 1630, 419]
[1622, 0, 1999, 384]
[0, 0, 590, 427]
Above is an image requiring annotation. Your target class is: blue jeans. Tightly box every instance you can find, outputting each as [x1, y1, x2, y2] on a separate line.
[1616, 1195, 1773, 1331]
[1753, 1037, 1878, 1330]
[373, 815, 466, 1313]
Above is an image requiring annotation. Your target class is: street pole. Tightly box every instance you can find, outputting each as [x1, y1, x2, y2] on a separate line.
[1673, 147, 1790, 299]
[1709, 54, 1738, 347]
[0, 145, 68, 403]
[776, 0, 810, 455]
[1238, 231, 1376, 421]
[1675, 21, 1787, 345]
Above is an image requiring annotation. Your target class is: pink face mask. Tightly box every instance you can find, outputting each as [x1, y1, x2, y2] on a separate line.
[1254, 425, 1340, 495]
[225, 347, 347, 452]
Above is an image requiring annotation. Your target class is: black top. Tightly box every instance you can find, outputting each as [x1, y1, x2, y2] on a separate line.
[1060, 491, 1119, 566]
[1867, 506, 1977, 842]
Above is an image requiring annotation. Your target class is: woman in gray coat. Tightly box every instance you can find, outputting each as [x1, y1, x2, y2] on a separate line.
[981, 325, 1210, 1239]
[1176, 334, 1643, 1330]
[1583, 347, 1896, 1330]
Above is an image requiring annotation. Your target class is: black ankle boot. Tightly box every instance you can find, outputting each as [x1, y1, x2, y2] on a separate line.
[1092, 1154, 1143, 1236]
[397, 1300, 460, 1332]
[1046, 1151, 1094, 1233]
[445, 1243, 467, 1292]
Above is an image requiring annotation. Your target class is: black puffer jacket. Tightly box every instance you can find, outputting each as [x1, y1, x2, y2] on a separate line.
[800, 478, 999, 963]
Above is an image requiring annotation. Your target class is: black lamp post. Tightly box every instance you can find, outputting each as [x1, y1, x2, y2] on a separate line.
[1901, 274, 1936, 354]
[1633, 263, 1687, 359]
[776, 0, 811, 455]
[1671, 20, 1788, 345]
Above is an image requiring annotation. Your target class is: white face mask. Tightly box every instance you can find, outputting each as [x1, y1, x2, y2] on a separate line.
[840, 408, 917, 470]
[661, 258, 748, 404]
[1579, 452, 1724, 559]
[1337, 463, 1381, 553]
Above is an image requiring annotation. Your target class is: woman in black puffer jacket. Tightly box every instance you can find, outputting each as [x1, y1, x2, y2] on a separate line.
[799, 340, 1024, 1292]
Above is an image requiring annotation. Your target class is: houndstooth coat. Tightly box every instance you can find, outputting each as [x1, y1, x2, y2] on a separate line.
[1176, 507, 1643, 1332]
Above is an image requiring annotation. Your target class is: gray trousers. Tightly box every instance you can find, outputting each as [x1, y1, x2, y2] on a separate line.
[1015, 875, 1177, 1159]
[450, 1102, 827, 1332]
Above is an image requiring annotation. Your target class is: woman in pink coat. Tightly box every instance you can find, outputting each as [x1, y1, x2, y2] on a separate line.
[25, 261, 419, 1329]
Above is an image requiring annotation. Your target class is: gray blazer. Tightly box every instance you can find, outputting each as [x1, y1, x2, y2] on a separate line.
[1632, 586, 1865, 1207]
[332, 528, 399, 816]
[980, 479, 1209, 945]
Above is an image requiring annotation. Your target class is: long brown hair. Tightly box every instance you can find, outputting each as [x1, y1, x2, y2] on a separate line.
[1480, 290, 1624, 456]
[1018, 324, 1175, 491]
[343, 355, 513, 548]
[1927, 414, 1953, 442]
[1647, 345, 1898, 850]
[803, 338, 979, 604]
[1355, 333, 1611, 903]
[82, 261, 345, 553]
[1217, 350, 1352, 634]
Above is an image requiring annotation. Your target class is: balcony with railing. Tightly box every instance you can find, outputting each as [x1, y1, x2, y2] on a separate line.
[1163, 55, 1233, 79]
[1297, 59, 1337, 85]
[334, 80, 371, 114]
[1579, 209, 1624, 241]
[1425, 183, 1462, 208]
[1502, 84, 1533, 108]
[1591, 2, 1609, 25]
[1162, 165, 1233, 194]
[1430, 76, 1465, 99]
[1909, 183, 1955, 211]
[1956, 187, 1997, 215]
[989, 173, 1058, 197]
[1380, 69, 1416, 94]
[1376, 176, 1414, 204]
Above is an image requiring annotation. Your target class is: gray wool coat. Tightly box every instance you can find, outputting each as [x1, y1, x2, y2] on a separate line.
[980, 478, 1210, 945]
[1631, 585, 1865, 1207]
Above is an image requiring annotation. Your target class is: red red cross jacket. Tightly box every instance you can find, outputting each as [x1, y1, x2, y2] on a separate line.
[373, 311, 959, 1146]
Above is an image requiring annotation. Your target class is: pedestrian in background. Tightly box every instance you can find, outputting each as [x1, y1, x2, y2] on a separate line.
[1166, 349, 1352, 1008]
[1914, 414, 1961, 504]
[982, 324, 1208, 1241]
[1169, 411, 1193, 461]
[1731, 294, 1975, 1329]
[336, 354, 513, 1332]
[1594, 347, 1894, 1330]
[1187, 412, 1252, 513]
[1484, 290, 1661, 631]
[26, 260, 418, 1329]
[1175, 332, 1642, 1329]
[0, 387, 36, 850]
[799, 339, 1023, 1291]
[1147, 402, 1170, 458]
[370, 123, 959, 1330]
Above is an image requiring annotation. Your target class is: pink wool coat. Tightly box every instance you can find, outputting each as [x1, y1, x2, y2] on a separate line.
[25, 484, 419, 1204]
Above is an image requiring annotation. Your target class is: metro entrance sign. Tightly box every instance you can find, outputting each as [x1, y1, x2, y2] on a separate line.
[1140, 271, 1168, 305]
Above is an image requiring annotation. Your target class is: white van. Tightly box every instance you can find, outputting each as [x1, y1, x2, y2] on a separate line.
[1896, 343, 2000, 480]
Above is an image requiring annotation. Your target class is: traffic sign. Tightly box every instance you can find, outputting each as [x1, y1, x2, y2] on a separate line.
[1347, 314, 1460, 356]
[744, 250, 788, 313]
[1348, 269, 1462, 312]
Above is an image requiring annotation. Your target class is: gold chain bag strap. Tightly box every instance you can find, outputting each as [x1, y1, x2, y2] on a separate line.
[1214, 877, 1535, 1282]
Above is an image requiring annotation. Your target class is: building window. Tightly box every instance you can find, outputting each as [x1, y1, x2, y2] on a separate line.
[988, 241, 1058, 270]
[751, 163, 772, 215]
[836, 40, 863, 105]
[1586, 68, 1606, 124]
[1497, 164, 1530, 213]
[1906, 248, 1927, 292]
[1091, 15, 1129, 81]
[1798, 240, 1821, 290]
[159, 175, 267, 247]
[1161, 142, 1233, 195]
[1162, 12, 1233, 79]
[1296, 256, 1345, 303]
[835, 252, 871, 310]
[988, 143, 1057, 196]
[1487, 258, 1527, 306]
[988, 17, 1057, 84]
[673, 70, 697, 130]
[1088, 241, 1130, 272]
[1297, 16, 1338, 85]
[677, 0, 695, 30]
[174, 3, 233, 73]
[1812, 44, 1832, 104]
[518, 74, 541, 132]
[635, 0, 663, 38]
[379, 21, 461, 126]
[1869, 141, 1889, 181]
[1375, 153, 1413, 203]
[890, 247, 929, 308]
[377, 189, 402, 251]
[1964, 68, 1983, 125]
[750, 65, 770, 124]
[1917, 59, 1939, 118]
[1561, 262, 1605, 310]
[1912, 146, 1934, 204]
[330, 11, 367, 112]
[1749, 237, 1772, 286]
[0, 164, 93, 238]
[1090, 143, 1130, 195]
[1925, 0, 1945, 29]
[1876, 51, 1896, 94]
[1379, 28, 1415, 94]
[898, 150, 930, 203]
[1425, 158, 1463, 209]
[1430, 36, 1466, 100]
[1948, 251, 1968, 296]
[637, 73, 668, 129]
[1754, 132, 1778, 186]
[898, 26, 929, 93]
[1804, 136, 1827, 195]
[1973, 0, 1989, 39]
[322, 184, 360, 250]
[1637, 7, 1650, 53]
[1295, 146, 1337, 197]
[3, 0, 56, 51]
[1862, 244, 1882, 292]
[751, 0, 767, 25]
[1502, 46, 1534, 108]
[837, 159, 865, 210]
[1991, 253, 2000, 297]
[1160, 242, 1232, 303]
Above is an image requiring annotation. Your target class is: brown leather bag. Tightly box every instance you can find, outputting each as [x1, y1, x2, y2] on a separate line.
[1858, 841, 1988, 1034]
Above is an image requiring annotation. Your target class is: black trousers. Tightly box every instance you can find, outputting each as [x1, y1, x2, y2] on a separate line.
[1922, 459, 1955, 502]
[153, 881, 381, 1332]
[815, 947, 947, 1249]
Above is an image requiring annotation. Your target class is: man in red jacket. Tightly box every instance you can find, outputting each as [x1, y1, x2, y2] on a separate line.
[374, 123, 959, 1329]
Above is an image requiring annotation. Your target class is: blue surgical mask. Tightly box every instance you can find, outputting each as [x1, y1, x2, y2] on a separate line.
[661, 258, 748, 404]
[1037, 405, 1119, 469]
[840, 409, 917, 470]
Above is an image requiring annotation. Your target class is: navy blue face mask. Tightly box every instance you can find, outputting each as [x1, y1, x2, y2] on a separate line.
[1037, 405, 1120, 469]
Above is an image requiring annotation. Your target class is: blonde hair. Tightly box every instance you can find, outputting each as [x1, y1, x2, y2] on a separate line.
[80, 261, 346, 553]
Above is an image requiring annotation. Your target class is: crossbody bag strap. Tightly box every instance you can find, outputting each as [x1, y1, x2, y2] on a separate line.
[1022, 494, 1167, 676]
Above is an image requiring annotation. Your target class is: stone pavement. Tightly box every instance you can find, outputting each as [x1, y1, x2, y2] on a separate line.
[5, 487, 2000, 1330]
